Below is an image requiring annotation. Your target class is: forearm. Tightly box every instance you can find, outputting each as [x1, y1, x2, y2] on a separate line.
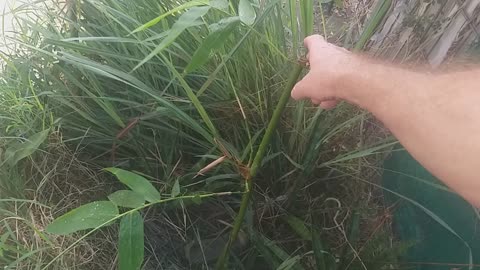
[342, 59, 480, 205]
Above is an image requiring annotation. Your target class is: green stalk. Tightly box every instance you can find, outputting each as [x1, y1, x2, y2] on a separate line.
[288, 0, 298, 56]
[215, 64, 304, 269]
[353, 0, 391, 52]
[67, 0, 80, 39]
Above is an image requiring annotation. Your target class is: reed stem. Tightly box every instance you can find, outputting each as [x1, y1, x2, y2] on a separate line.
[215, 64, 303, 269]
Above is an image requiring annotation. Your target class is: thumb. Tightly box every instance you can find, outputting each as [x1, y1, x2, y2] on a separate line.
[291, 72, 317, 100]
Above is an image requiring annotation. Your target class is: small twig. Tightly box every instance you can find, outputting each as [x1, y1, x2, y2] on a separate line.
[194, 156, 227, 178]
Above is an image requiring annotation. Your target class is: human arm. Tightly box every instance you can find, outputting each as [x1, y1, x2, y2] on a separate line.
[292, 35, 480, 206]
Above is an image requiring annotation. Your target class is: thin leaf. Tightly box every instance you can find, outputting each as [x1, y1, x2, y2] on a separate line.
[253, 233, 282, 269]
[284, 215, 311, 241]
[35, 49, 213, 142]
[210, 0, 229, 9]
[133, 6, 211, 71]
[277, 255, 302, 270]
[238, 0, 256, 25]
[4, 130, 49, 166]
[323, 140, 398, 166]
[184, 17, 240, 73]
[119, 211, 144, 270]
[108, 190, 145, 208]
[171, 179, 180, 197]
[312, 226, 327, 270]
[130, 0, 210, 34]
[353, 0, 392, 51]
[105, 168, 161, 203]
[256, 232, 306, 270]
[0, 233, 9, 257]
[46, 201, 119, 235]
[196, 1, 281, 97]
[159, 54, 218, 137]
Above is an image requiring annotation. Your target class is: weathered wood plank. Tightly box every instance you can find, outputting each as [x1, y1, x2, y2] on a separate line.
[364, 0, 480, 65]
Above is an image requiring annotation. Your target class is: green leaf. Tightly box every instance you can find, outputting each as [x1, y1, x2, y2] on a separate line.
[238, 0, 256, 25]
[254, 232, 305, 270]
[299, 0, 314, 36]
[171, 179, 180, 197]
[334, 0, 344, 8]
[105, 168, 161, 203]
[253, 232, 282, 269]
[192, 194, 202, 204]
[133, 6, 211, 71]
[119, 211, 144, 270]
[4, 130, 49, 166]
[160, 55, 218, 137]
[0, 233, 9, 257]
[337, 212, 359, 269]
[284, 215, 311, 241]
[46, 201, 119, 235]
[277, 255, 302, 270]
[312, 226, 327, 270]
[130, 0, 210, 34]
[353, 0, 392, 51]
[108, 190, 145, 208]
[323, 139, 398, 166]
[210, 0, 229, 9]
[185, 17, 240, 73]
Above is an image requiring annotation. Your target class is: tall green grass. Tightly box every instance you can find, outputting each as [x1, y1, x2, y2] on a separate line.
[0, 0, 414, 269]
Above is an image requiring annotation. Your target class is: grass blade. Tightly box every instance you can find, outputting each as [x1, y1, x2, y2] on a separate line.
[353, 0, 392, 51]
[312, 226, 327, 270]
[130, 0, 210, 34]
[133, 6, 211, 71]
[184, 17, 240, 73]
[3, 129, 49, 167]
[284, 215, 311, 241]
[160, 54, 218, 137]
[277, 255, 302, 270]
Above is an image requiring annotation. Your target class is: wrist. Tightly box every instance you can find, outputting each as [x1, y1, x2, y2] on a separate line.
[334, 54, 380, 109]
[336, 56, 432, 117]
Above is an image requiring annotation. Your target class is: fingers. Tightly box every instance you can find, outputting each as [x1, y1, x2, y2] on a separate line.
[292, 71, 334, 100]
[304, 35, 326, 60]
[311, 99, 322, 104]
[311, 99, 338, 110]
[291, 73, 339, 110]
[292, 34, 344, 110]
[319, 100, 338, 110]
[304, 34, 325, 49]
[302, 98, 339, 111]
[291, 73, 313, 100]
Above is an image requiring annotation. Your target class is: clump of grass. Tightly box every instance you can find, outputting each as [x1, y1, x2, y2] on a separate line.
[0, 134, 118, 269]
[1, 0, 410, 269]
